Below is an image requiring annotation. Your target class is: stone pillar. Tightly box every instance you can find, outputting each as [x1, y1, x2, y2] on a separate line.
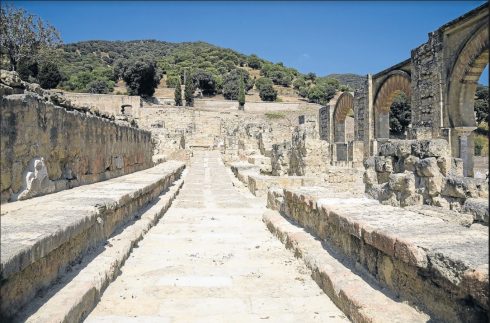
[351, 140, 365, 163]
[453, 127, 476, 177]
[366, 74, 374, 156]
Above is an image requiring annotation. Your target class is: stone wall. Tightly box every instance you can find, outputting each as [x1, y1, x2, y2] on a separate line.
[63, 92, 142, 117]
[289, 118, 329, 176]
[364, 139, 488, 224]
[1, 93, 153, 203]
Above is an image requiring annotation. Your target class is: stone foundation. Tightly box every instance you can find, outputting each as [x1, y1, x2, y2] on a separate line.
[364, 139, 488, 225]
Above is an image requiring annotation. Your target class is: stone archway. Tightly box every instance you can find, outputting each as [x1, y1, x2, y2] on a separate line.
[446, 24, 489, 176]
[373, 72, 411, 139]
[333, 92, 354, 143]
[447, 25, 488, 128]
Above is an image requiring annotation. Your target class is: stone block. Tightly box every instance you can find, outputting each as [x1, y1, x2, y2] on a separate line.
[442, 176, 488, 199]
[421, 175, 444, 197]
[437, 157, 463, 177]
[399, 192, 423, 207]
[388, 171, 415, 193]
[463, 198, 488, 225]
[411, 139, 450, 158]
[403, 155, 419, 172]
[374, 156, 393, 173]
[415, 157, 440, 177]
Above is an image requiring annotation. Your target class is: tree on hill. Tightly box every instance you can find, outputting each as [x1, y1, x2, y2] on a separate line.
[192, 69, 217, 96]
[223, 69, 253, 100]
[87, 79, 113, 94]
[184, 73, 194, 107]
[174, 78, 182, 106]
[256, 77, 277, 102]
[247, 54, 262, 69]
[0, 4, 62, 71]
[307, 83, 336, 105]
[238, 78, 245, 109]
[122, 60, 160, 96]
[38, 61, 62, 89]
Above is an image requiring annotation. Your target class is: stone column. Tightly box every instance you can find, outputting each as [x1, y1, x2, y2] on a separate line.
[454, 127, 476, 177]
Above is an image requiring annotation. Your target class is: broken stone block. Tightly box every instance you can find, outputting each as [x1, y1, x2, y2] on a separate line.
[411, 139, 450, 158]
[442, 176, 487, 199]
[403, 155, 419, 172]
[421, 175, 444, 197]
[399, 192, 423, 207]
[363, 168, 378, 187]
[463, 198, 489, 225]
[388, 171, 415, 193]
[415, 157, 440, 177]
[374, 156, 393, 173]
[437, 157, 464, 177]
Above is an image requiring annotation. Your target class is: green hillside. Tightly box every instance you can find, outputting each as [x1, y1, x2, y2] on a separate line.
[27, 39, 348, 104]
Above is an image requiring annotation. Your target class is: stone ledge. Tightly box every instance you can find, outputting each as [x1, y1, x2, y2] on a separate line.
[0, 161, 185, 318]
[263, 209, 431, 323]
[280, 187, 489, 321]
[15, 173, 185, 323]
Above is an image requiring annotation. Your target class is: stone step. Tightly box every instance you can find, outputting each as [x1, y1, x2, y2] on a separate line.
[263, 209, 430, 323]
[0, 161, 185, 320]
[268, 187, 488, 322]
[15, 173, 185, 323]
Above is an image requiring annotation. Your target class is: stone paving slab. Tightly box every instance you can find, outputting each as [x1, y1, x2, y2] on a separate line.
[86, 151, 349, 322]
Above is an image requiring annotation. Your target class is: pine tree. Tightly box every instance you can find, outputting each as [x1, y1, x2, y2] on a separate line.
[238, 78, 245, 110]
[184, 73, 194, 107]
[174, 79, 182, 106]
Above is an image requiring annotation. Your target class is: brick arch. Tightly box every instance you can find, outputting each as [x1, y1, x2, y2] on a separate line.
[446, 24, 489, 128]
[333, 92, 354, 142]
[373, 72, 411, 139]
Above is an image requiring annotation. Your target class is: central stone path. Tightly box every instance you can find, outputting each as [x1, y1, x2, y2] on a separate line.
[86, 151, 348, 322]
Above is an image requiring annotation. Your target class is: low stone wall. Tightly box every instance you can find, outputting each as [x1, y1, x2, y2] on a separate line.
[247, 174, 322, 197]
[364, 139, 488, 225]
[271, 187, 488, 322]
[63, 92, 141, 117]
[1, 93, 153, 202]
[0, 161, 185, 319]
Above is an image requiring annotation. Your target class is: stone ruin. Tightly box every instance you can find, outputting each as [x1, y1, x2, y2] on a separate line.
[0, 4, 488, 323]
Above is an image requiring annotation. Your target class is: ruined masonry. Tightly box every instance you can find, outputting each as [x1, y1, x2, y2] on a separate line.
[0, 4, 488, 323]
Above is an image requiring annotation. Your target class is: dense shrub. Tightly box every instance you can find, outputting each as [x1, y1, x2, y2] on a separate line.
[223, 69, 252, 100]
[389, 91, 411, 137]
[86, 79, 113, 94]
[247, 54, 262, 69]
[192, 69, 217, 96]
[122, 60, 160, 96]
[38, 61, 62, 89]
[257, 77, 277, 101]
[475, 85, 488, 124]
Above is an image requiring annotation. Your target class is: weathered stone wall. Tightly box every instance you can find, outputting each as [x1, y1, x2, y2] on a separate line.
[1, 94, 153, 203]
[63, 92, 142, 117]
[364, 139, 488, 224]
[289, 117, 329, 176]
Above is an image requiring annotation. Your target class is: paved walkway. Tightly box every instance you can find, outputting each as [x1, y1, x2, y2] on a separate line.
[86, 151, 348, 322]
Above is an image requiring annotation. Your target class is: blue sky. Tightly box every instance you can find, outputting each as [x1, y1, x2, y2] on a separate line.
[14, 1, 488, 83]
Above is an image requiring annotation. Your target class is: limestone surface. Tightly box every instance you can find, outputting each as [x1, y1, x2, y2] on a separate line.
[86, 151, 348, 322]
